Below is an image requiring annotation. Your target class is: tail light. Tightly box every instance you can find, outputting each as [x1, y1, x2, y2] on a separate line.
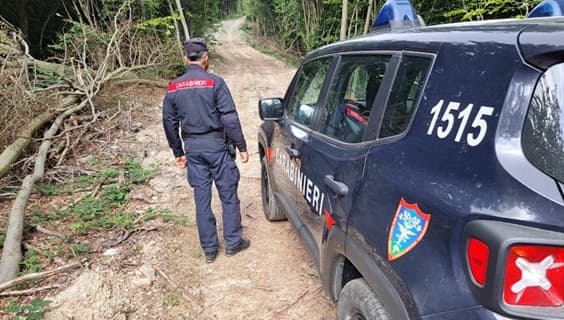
[465, 220, 564, 319]
[503, 245, 564, 307]
[467, 237, 490, 286]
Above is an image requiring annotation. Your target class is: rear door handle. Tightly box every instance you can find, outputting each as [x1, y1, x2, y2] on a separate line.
[324, 175, 349, 196]
[286, 146, 300, 158]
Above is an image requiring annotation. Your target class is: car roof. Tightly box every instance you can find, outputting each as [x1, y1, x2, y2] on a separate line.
[307, 17, 564, 60]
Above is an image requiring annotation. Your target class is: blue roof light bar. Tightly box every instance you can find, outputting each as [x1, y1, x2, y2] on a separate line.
[370, 0, 421, 33]
[528, 0, 564, 18]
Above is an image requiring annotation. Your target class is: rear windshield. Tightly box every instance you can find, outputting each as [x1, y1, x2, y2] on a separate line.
[522, 63, 564, 183]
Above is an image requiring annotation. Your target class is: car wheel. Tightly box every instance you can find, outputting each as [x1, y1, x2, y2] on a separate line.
[261, 158, 286, 221]
[337, 278, 391, 320]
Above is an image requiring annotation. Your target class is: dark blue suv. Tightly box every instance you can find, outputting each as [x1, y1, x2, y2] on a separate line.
[257, 3, 564, 319]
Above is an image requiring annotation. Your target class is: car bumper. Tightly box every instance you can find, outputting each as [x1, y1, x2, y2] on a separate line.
[420, 305, 517, 320]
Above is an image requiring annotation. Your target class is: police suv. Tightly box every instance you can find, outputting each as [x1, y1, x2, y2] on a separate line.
[257, 0, 564, 319]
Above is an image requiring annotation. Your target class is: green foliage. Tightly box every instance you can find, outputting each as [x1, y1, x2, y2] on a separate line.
[144, 208, 192, 226]
[245, 0, 369, 55]
[34, 159, 158, 236]
[136, 16, 178, 36]
[20, 249, 43, 274]
[163, 294, 181, 307]
[6, 299, 50, 320]
[48, 17, 112, 68]
[246, 0, 543, 56]
[124, 160, 157, 184]
[439, 0, 542, 22]
[69, 243, 90, 259]
[414, 0, 542, 24]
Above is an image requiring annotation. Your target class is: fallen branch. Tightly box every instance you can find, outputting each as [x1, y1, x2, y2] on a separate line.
[36, 225, 65, 239]
[0, 284, 61, 297]
[110, 78, 168, 88]
[109, 225, 159, 248]
[0, 95, 80, 179]
[0, 100, 88, 283]
[0, 262, 81, 293]
[0, 111, 55, 179]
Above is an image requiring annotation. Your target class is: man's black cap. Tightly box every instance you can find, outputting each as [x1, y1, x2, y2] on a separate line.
[184, 38, 208, 59]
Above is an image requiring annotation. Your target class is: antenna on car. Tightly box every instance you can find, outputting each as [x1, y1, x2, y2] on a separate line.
[370, 0, 423, 34]
[528, 0, 564, 17]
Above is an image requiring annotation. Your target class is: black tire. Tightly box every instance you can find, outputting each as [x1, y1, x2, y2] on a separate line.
[337, 278, 391, 320]
[261, 158, 286, 221]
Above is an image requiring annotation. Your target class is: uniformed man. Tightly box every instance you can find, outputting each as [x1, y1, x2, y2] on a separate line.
[162, 38, 250, 263]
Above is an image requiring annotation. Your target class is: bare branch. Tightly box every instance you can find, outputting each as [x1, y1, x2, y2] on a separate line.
[0, 284, 61, 297]
[0, 263, 81, 292]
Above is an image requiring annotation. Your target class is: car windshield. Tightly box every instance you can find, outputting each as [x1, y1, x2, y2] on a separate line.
[522, 63, 564, 184]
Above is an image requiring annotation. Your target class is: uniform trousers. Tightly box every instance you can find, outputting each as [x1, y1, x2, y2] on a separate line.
[186, 150, 243, 255]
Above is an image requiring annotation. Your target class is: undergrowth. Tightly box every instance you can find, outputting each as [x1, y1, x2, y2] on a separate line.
[1, 158, 191, 318]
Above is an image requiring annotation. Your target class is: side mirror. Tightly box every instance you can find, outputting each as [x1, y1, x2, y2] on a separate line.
[259, 97, 284, 121]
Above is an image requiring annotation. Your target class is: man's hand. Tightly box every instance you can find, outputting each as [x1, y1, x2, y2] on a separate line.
[175, 156, 187, 169]
[239, 152, 249, 163]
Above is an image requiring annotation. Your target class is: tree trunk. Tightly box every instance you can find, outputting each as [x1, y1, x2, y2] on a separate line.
[0, 111, 55, 179]
[363, 0, 374, 34]
[0, 99, 88, 283]
[340, 0, 348, 40]
[175, 0, 190, 41]
[167, 0, 183, 50]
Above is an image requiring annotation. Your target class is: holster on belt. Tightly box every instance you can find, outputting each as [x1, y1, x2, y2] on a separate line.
[225, 133, 237, 160]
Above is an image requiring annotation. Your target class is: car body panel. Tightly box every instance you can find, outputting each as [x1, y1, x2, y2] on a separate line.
[258, 16, 564, 320]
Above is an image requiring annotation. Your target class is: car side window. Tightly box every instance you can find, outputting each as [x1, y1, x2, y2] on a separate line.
[320, 55, 391, 143]
[379, 56, 431, 138]
[286, 58, 332, 127]
[522, 63, 564, 183]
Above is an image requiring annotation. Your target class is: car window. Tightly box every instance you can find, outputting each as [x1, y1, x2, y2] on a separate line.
[286, 58, 332, 127]
[320, 55, 391, 143]
[522, 63, 564, 183]
[379, 56, 431, 138]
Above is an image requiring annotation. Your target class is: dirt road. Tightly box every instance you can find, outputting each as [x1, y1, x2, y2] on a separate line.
[44, 18, 335, 319]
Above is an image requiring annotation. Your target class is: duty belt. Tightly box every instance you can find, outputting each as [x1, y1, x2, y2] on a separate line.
[182, 131, 224, 139]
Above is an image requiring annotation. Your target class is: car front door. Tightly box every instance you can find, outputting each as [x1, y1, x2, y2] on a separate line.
[269, 57, 334, 261]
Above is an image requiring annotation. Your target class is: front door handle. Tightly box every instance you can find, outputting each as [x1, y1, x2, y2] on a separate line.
[324, 175, 349, 196]
[286, 146, 300, 159]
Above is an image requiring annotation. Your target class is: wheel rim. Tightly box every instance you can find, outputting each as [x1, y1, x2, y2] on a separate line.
[350, 311, 366, 320]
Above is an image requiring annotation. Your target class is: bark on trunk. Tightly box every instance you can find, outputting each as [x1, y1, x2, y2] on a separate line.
[0, 95, 78, 179]
[340, 0, 348, 40]
[167, 0, 183, 50]
[364, 0, 374, 34]
[0, 112, 53, 178]
[174, 0, 190, 41]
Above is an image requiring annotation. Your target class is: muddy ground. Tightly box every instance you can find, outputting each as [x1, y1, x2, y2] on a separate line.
[40, 17, 335, 320]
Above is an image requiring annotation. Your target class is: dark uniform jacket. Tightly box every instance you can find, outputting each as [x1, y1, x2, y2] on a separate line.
[162, 64, 247, 157]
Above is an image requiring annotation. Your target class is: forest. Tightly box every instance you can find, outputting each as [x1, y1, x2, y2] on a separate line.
[0, 0, 543, 317]
[246, 0, 542, 55]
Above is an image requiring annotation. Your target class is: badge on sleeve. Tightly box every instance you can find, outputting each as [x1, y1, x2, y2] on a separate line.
[387, 198, 431, 261]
